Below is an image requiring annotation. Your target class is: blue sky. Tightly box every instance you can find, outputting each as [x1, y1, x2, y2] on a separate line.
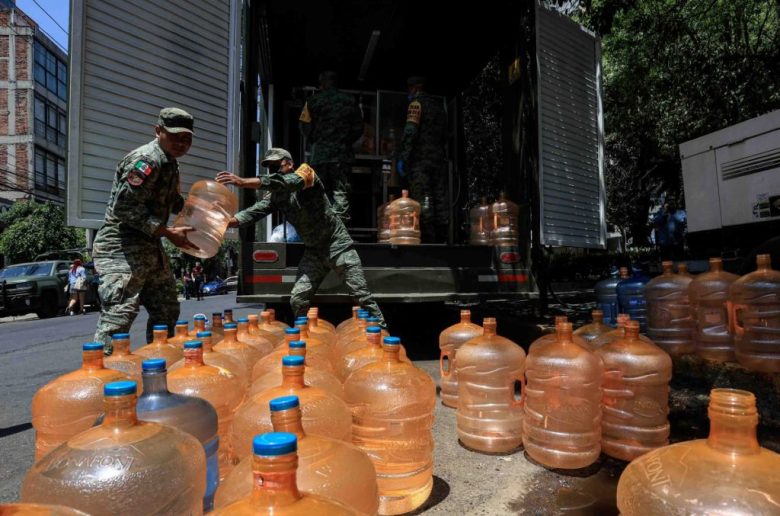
[16, 0, 69, 51]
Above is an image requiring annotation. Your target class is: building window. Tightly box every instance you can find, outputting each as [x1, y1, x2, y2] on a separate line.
[34, 41, 67, 101]
[34, 147, 65, 194]
[34, 95, 67, 146]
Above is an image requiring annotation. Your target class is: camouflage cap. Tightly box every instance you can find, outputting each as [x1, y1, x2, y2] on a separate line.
[261, 147, 293, 167]
[158, 107, 194, 134]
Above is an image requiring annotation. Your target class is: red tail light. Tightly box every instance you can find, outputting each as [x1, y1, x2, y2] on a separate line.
[500, 252, 521, 264]
[253, 250, 279, 263]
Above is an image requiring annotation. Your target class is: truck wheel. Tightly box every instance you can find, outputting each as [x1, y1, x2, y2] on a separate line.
[35, 295, 59, 319]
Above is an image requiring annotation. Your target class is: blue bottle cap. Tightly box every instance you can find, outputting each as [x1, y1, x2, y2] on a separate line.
[111, 333, 130, 340]
[366, 316, 380, 322]
[282, 355, 305, 367]
[184, 340, 203, 349]
[104, 381, 137, 397]
[238, 317, 249, 323]
[176, 320, 189, 326]
[383, 336, 401, 346]
[153, 324, 168, 331]
[367, 326, 382, 334]
[288, 340, 306, 348]
[285, 328, 301, 335]
[197, 331, 212, 338]
[142, 358, 166, 372]
[194, 315, 207, 321]
[83, 342, 104, 351]
[269, 395, 300, 412]
[253, 432, 297, 456]
[224, 323, 238, 329]
[358, 313, 369, 319]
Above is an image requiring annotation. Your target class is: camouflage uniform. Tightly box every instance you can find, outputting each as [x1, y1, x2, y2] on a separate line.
[92, 139, 184, 351]
[299, 88, 363, 223]
[235, 160, 386, 328]
[399, 92, 448, 242]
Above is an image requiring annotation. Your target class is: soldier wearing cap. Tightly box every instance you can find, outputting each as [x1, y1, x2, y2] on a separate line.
[397, 76, 449, 242]
[298, 71, 363, 224]
[215, 148, 386, 327]
[92, 108, 199, 353]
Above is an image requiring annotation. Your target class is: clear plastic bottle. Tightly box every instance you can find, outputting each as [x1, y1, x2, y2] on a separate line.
[136, 358, 220, 512]
[730, 254, 780, 372]
[377, 194, 396, 243]
[617, 266, 649, 333]
[439, 310, 483, 408]
[135, 324, 183, 366]
[523, 322, 603, 470]
[307, 307, 336, 333]
[168, 341, 244, 479]
[528, 316, 588, 352]
[260, 310, 287, 343]
[236, 317, 275, 357]
[344, 337, 436, 515]
[31, 343, 129, 460]
[594, 268, 621, 326]
[595, 321, 672, 461]
[212, 433, 358, 515]
[616, 388, 780, 515]
[338, 326, 411, 382]
[252, 333, 336, 382]
[573, 310, 612, 345]
[646, 261, 695, 356]
[173, 179, 238, 259]
[455, 318, 526, 453]
[388, 189, 421, 245]
[490, 192, 519, 245]
[689, 257, 739, 362]
[214, 322, 264, 369]
[469, 197, 493, 245]
[216, 396, 378, 515]
[211, 312, 225, 342]
[250, 341, 344, 400]
[230, 356, 353, 461]
[170, 331, 250, 389]
[0, 504, 89, 515]
[168, 319, 192, 348]
[189, 314, 209, 337]
[247, 313, 278, 345]
[103, 333, 144, 387]
[22, 381, 206, 516]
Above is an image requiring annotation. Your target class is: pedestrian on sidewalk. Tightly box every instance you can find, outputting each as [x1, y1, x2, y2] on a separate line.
[65, 258, 88, 315]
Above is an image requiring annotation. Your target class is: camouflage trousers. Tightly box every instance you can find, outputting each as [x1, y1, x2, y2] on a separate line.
[314, 161, 351, 224]
[290, 247, 386, 328]
[408, 159, 449, 242]
[93, 243, 179, 354]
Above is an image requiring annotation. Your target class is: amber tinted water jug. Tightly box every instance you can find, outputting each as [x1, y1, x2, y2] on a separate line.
[135, 324, 183, 366]
[596, 321, 672, 461]
[387, 190, 421, 245]
[173, 179, 238, 259]
[617, 266, 649, 332]
[103, 333, 143, 386]
[617, 388, 780, 515]
[0, 504, 89, 515]
[377, 194, 396, 243]
[344, 337, 436, 515]
[523, 322, 603, 469]
[236, 317, 274, 356]
[216, 396, 377, 514]
[336, 306, 361, 333]
[729, 254, 780, 372]
[211, 312, 225, 341]
[573, 310, 612, 345]
[246, 313, 277, 344]
[338, 326, 410, 382]
[455, 318, 525, 453]
[31, 343, 128, 460]
[189, 314, 208, 337]
[646, 261, 695, 356]
[259, 310, 287, 343]
[250, 341, 344, 400]
[689, 258, 739, 362]
[529, 315, 588, 352]
[168, 319, 192, 347]
[490, 192, 519, 245]
[308, 307, 336, 332]
[214, 322, 263, 369]
[469, 197, 493, 245]
[170, 331, 250, 388]
[22, 381, 206, 516]
[252, 334, 336, 382]
[439, 310, 483, 408]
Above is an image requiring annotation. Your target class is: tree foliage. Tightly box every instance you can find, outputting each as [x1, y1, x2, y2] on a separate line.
[0, 201, 86, 264]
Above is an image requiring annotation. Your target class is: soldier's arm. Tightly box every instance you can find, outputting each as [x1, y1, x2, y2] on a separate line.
[110, 158, 168, 237]
[258, 166, 316, 193]
[399, 100, 421, 161]
[234, 192, 274, 227]
[299, 102, 313, 139]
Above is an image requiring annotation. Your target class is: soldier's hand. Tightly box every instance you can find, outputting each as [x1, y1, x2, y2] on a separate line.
[160, 226, 200, 251]
[227, 217, 240, 228]
[216, 171, 246, 187]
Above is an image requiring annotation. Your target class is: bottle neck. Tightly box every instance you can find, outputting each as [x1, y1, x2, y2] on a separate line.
[460, 311, 471, 324]
[285, 334, 300, 346]
[102, 394, 138, 429]
[592, 312, 604, 324]
[367, 333, 381, 348]
[152, 331, 168, 345]
[82, 350, 104, 370]
[271, 408, 306, 438]
[248, 318, 260, 331]
[709, 259, 723, 272]
[382, 345, 401, 362]
[224, 312, 234, 324]
[482, 319, 497, 337]
[201, 336, 214, 352]
[250, 454, 301, 506]
[281, 366, 306, 387]
[707, 389, 761, 455]
[238, 322, 249, 333]
[112, 340, 131, 356]
[223, 329, 238, 343]
[175, 325, 189, 338]
[142, 371, 170, 394]
[289, 347, 306, 359]
[194, 320, 206, 332]
[184, 348, 205, 367]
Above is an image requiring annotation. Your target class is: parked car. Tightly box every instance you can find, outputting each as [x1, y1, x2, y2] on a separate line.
[202, 277, 228, 296]
[0, 260, 100, 318]
[224, 276, 238, 291]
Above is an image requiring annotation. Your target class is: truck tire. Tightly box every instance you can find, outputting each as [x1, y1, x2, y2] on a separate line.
[35, 293, 59, 319]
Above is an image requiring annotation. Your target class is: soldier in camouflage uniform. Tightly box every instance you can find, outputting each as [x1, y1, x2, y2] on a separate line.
[92, 108, 199, 354]
[397, 76, 449, 242]
[299, 71, 363, 224]
[216, 148, 386, 328]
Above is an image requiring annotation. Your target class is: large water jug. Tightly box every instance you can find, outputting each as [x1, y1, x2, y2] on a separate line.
[617, 266, 649, 332]
[646, 261, 695, 356]
[730, 254, 780, 372]
[308, 307, 336, 333]
[265, 308, 289, 331]
[137, 358, 220, 511]
[528, 315, 588, 352]
[135, 324, 183, 366]
[236, 317, 274, 356]
[302, 315, 337, 347]
[377, 194, 396, 243]
[22, 381, 206, 516]
[455, 318, 525, 453]
[103, 333, 143, 386]
[223, 308, 235, 325]
[216, 396, 378, 514]
[338, 326, 410, 382]
[334, 312, 369, 353]
[168, 341, 244, 479]
[469, 197, 493, 245]
[439, 310, 483, 408]
[173, 179, 238, 259]
[387, 190, 421, 245]
[689, 257, 739, 361]
[523, 322, 603, 469]
[211, 312, 225, 341]
[251, 341, 344, 399]
[595, 321, 672, 461]
[252, 333, 336, 382]
[260, 310, 287, 342]
[169, 319, 192, 348]
[293, 318, 329, 353]
[589, 313, 654, 350]
[31, 343, 129, 460]
[573, 310, 612, 345]
[189, 314, 208, 337]
[594, 267, 621, 326]
[490, 192, 519, 245]
[170, 331, 250, 389]
[230, 356, 352, 461]
[212, 433, 358, 515]
[617, 388, 780, 515]
[214, 322, 263, 369]
[335, 317, 394, 366]
[344, 337, 436, 515]
[336, 306, 361, 334]
[0, 504, 89, 515]
[247, 313, 278, 345]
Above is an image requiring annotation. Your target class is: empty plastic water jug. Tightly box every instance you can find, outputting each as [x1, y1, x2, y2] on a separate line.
[266, 308, 289, 330]
[189, 314, 209, 337]
[171, 331, 250, 388]
[214, 323, 263, 369]
[594, 268, 621, 326]
[528, 315, 588, 352]
[469, 197, 493, 245]
[387, 190, 421, 245]
[308, 307, 336, 332]
[377, 194, 396, 243]
[252, 333, 336, 382]
[260, 310, 287, 343]
[168, 319, 192, 348]
[689, 257, 739, 361]
[251, 341, 344, 400]
[0, 504, 89, 515]
[135, 324, 183, 366]
[236, 317, 274, 357]
[617, 266, 649, 332]
[173, 179, 238, 258]
[490, 192, 519, 245]
[646, 261, 695, 356]
[246, 313, 277, 345]
[339, 326, 411, 382]
[439, 310, 483, 408]
[223, 309, 236, 325]
[211, 312, 225, 342]
[573, 310, 612, 345]
[335, 317, 394, 366]
[103, 333, 143, 386]
[336, 306, 362, 334]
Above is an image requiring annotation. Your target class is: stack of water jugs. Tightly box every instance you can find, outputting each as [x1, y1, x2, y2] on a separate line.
[19, 306, 436, 515]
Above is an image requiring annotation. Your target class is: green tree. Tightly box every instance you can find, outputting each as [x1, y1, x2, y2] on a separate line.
[0, 201, 86, 264]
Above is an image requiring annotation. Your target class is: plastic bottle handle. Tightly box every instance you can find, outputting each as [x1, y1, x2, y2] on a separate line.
[511, 376, 525, 407]
[729, 301, 745, 336]
[440, 349, 454, 378]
